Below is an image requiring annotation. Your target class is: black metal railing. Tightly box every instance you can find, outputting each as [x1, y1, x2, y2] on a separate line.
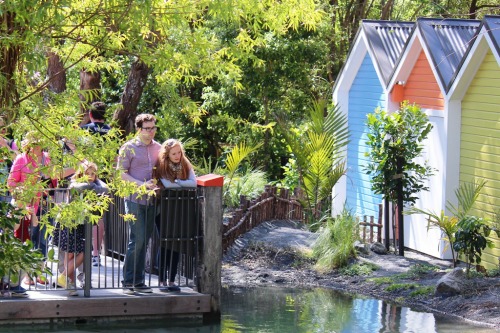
[2, 187, 202, 296]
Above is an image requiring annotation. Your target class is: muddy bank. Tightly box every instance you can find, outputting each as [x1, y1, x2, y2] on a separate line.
[221, 220, 500, 329]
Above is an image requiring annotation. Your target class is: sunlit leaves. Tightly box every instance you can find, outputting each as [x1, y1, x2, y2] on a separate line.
[280, 99, 348, 222]
[365, 102, 434, 204]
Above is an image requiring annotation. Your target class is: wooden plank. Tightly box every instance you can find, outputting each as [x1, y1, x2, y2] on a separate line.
[0, 290, 210, 321]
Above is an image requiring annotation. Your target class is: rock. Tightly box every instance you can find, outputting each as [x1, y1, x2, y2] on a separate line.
[370, 242, 388, 255]
[435, 267, 465, 296]
[354, 241, 370, 255]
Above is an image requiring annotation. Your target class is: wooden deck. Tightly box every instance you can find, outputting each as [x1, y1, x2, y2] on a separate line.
[0, 287, 211, 324]
[0, 182, 224, 325]
[0, 253, 211, 324]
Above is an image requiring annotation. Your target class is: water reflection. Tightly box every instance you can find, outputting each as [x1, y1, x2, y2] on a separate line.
[0, 287, 495, 332]
[221, 286, 496, 333]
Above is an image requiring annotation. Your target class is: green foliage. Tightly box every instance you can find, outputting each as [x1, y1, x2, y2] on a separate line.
[280, 99, 348, 222]
[487, 268, 500, 277]
[224, 170, 268, 208]
[193, 24, 333, 180]
[369, 277, 394, 285]
[312, 208, 358, 270]
[365, 102, 434, 204]
[385, 283, 417, 292]
[197, 142, 266, 209]
[454, 215, 496, 277]
[339, 262, 378, 276]
[367, 264, 439, 286]
[406, 179, 487, 267]
[448, 180, 486, 219]
[409, 286, 435, 297]
[0, 202, 51, 283]
[404, 263, 439, 278]
[405, 208, 459, 265]
[278, 158, 300, 192]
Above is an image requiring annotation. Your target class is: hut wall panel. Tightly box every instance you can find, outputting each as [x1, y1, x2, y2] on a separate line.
[403, 50, 445, 110]
[459, 50, 500, 269]
[346, 54, 383, 218]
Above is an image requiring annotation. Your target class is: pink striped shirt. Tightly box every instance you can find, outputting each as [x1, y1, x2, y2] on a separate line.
[7, 152, 51, 213]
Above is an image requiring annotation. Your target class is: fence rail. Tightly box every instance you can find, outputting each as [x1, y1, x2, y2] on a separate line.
[222, 185, 304, 252]
[222, 186, 384, 251]
[2, 188, 202, 296]
[357, 203, 383, 243]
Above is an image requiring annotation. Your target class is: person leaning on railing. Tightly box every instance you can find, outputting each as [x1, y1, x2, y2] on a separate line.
[117, 113, 161, 295]
[153, 138, 196, 292]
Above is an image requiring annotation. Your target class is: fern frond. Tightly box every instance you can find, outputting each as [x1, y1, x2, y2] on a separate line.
[225, 142, 262, 177]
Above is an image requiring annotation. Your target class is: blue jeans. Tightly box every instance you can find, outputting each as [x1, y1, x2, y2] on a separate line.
[122, 201, 155, 286]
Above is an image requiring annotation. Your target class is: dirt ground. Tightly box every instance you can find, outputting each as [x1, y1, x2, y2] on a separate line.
[222, 220, 500, 330]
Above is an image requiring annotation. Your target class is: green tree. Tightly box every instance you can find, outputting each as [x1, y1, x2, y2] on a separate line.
[365, 102, 434, 205]
[365, 102, 434, 254]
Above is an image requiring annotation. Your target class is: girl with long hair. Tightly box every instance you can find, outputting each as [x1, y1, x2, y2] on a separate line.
[153, 139, 196, 292]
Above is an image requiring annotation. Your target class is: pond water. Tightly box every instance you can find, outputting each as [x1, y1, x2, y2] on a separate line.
[0, 286, 496, 333]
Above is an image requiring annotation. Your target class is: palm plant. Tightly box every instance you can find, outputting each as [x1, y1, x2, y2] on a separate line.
[406, 179, 486, 267]
[224, 169, 268, 208]
[279, 99, 349, 226]
[197, 142, 264, 208]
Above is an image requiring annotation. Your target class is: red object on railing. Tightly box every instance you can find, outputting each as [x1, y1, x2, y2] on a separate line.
[196, 174, 224, 187]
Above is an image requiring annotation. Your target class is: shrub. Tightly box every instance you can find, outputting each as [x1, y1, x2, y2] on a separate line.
[453, 215, 497, 277]
[312, 208, 358, 270]
[409, 286, 435, 297]
[224, 169, 268, 208]
[385, 283, 417, 292]
[339, 262, 378, 276]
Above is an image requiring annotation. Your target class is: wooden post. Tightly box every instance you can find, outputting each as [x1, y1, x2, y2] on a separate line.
[369, 216, 374, 243]
[397, 157, 404, 256]
[196, 174, 223, 324]
[384, 198, 390, 251]
[378, 203, 383, 243]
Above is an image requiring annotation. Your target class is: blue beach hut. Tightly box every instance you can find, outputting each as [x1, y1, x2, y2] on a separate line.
[332, 20, 414, 220]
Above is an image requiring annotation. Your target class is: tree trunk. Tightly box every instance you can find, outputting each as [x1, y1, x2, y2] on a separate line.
[381, 0, 394, 20]
[113, 59, 150, 136]
[47, 52, 66, 93]
[328, 0, 339, 82]
[0, 11, 21, 120]
[79, 69, 101, 125]
[397, 156, 404, 256]
[468, 0, 478, 19]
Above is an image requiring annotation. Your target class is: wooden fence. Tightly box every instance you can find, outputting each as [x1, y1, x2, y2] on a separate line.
[222, 187, 384, 251]
[222, 185, 304, 252]
[357, 203, 383, 243]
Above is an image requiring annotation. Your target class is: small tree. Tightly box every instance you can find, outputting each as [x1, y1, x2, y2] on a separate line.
[279, 99, 349, 227]
[365, 102, 434, 253]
